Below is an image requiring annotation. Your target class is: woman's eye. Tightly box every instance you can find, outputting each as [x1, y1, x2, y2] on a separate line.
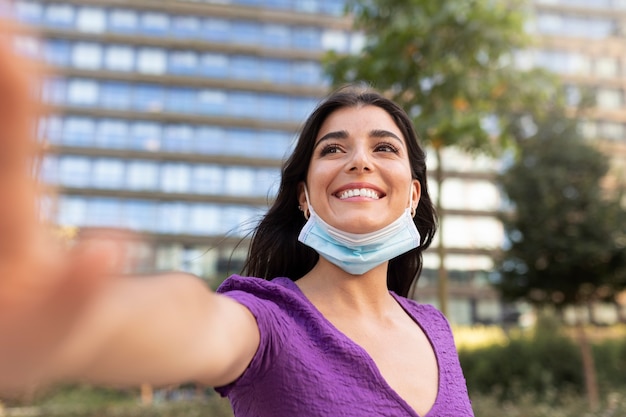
[375, 142, 399, 153]
[320, 143, 342, 156]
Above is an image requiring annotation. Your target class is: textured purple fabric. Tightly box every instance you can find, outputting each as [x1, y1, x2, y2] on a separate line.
[215, 275, 474, 417]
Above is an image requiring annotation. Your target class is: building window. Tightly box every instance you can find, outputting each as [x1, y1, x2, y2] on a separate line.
[139, 12, 170, 36]
[229, 92, 258, 118]
[76, 7, 106, 33]
[295, 0, 319, 13]
[265, 0, 292, 9]
[126, 160, 159, 191]
[63, 116, 95, 146]
[230, 55, 259, 80]
[67, 79, 99, 106]
[203, 18, 231, 42]
[166, 88, 197, 114]
[71, 42, 102, 70]
[595, 56, 619, 78]
[130, 121, 162, 151]
[137, 47, 167, 74]
[15, 1, 44, 24]
[92, 158, 125, 189]
[322, 29, 348, 52]
[134, 84, 165, 112]
[224, 166, 255, 196]
[44, 3, 75, 28]
[260, 94, 290, 121]
[44, 39, 71, 67]
[200, 53, 229, 78]
[188, 204, 222, 235]
[255, 168, 281, 197]
[100, 81, 132, 110]
[105, 44, 135, 72]
[171, 15, 201, 38]
[197, 89, 227, 115]
[262, 59, 291, 84]
[322, 0, 347, 16]
[41, 115, 64, 144]
[161, 163, 191, 193]
[57, 196, 87, 226]
[263, 24, 291, 48]
[157, 202, 188, 234]
[108, 8, 138, 33]
[231, 20, 261, 45]
[597, 87, 623, 109]
[600, 121, 624, 141]
[40, 155, 58, 184]
[58, 156, 91, 187]
[162, 124, 194, 152]
[195, 126, 225, 154]
[42, 78, 67, 105]
[293, 26, 320, 49]
[96, 118, 128, 148]
[87, 198, 122, 227]
[191, 165, 223, 194]
[168, 50, 198, 75]
[292, 61, 321, 85]
[124, 200, 158, 232]
[228, 129, 258, 156]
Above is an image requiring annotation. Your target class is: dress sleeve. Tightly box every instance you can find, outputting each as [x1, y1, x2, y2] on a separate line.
[213, 277, 287, 396]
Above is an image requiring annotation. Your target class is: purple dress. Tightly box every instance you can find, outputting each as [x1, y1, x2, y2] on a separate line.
[216, 275, 474, 417]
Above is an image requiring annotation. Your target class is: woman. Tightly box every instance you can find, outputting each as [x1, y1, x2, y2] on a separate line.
[0, 20, 473, 416]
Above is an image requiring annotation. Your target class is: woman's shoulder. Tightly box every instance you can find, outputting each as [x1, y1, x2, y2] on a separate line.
[216, 275, 309, 315]
[218, 275, 297, 298]
[392, 294, 455, 341]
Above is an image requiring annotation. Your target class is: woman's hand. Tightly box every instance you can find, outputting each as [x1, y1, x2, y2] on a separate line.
[0, 25, 125, 392]
[0, 21, 260, 393]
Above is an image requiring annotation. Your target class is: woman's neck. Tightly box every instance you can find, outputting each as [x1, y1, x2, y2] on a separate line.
[296, 259, 396, 318]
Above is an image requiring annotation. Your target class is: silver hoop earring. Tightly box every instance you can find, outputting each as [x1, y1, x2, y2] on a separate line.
[298, 205, 310, 220]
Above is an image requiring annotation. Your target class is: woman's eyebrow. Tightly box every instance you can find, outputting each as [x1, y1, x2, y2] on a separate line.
[314, 129, 403, 148]
[369, 129, 403, 142]
[314, 130, 348, 147]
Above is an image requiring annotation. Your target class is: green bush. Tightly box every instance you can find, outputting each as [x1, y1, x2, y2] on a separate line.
[460, 315, 626, 404]
[593, 337, 626, 391]
[460, 315, 583, 402]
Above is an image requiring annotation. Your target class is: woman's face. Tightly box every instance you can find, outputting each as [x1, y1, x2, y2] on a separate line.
[299, 105, 420, 234]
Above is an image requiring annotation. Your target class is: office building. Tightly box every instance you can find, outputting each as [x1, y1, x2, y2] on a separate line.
[14, 0, 624, 325]
[11, 0, 359, 287]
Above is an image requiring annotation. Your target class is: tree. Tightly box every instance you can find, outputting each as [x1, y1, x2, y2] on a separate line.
[497, 107, 626, 408]
[497, 110, 626, 312]
[325, 0, 543, 315]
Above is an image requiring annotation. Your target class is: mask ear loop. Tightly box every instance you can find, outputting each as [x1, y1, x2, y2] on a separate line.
[409, 183, 417, 218]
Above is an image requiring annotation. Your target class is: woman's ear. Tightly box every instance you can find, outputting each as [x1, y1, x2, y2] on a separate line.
[411, 179, 421, 211]
[297, 182, 308, 213]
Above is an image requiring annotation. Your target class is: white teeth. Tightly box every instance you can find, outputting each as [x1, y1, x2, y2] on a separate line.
[338, 188, 380, 200]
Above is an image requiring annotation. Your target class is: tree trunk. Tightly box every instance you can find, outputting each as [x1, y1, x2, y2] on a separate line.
[575, 308, 599, 410]
[434, 147, 448, 317]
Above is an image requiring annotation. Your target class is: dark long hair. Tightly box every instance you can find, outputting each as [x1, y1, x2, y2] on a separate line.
[243, 85, 437, 297]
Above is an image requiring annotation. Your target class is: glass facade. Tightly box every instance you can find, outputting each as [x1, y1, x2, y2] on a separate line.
[13, 0, 350, 284]
[12, 0, 534, 324]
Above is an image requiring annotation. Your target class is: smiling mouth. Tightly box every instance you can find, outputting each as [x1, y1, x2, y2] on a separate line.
[337, 188, 381, 200]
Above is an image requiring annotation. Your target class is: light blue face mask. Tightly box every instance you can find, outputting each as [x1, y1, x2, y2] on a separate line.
[297, 187, 421, 275]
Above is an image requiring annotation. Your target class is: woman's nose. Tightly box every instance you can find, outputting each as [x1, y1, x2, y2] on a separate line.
[347, 146, 372, 173]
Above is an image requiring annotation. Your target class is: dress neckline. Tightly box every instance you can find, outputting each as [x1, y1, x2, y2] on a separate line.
[273, 277, 443, 417]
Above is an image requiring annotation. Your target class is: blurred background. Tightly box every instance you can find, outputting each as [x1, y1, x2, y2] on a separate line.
[1, 0, 625, 416]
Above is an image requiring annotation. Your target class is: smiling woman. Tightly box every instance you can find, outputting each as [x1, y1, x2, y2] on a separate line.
[0, 20, 474, 414]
